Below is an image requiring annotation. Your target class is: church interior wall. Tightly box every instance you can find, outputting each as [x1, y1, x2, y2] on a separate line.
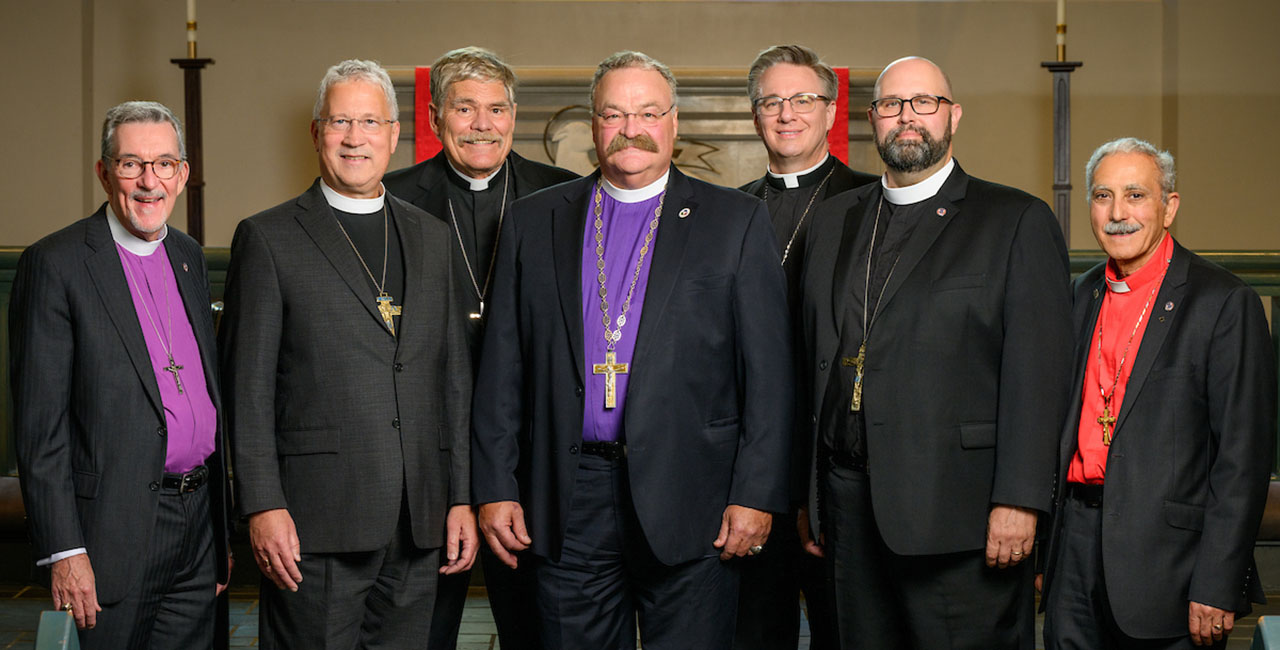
[3, 0, 1275, 252]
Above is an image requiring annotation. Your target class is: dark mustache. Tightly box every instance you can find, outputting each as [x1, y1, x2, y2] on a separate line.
[605, 132, 660, 156]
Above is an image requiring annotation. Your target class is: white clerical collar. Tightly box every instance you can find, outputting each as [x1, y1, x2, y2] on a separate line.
[882, 157, 956, 205]
[106, 204, 166, 256]
[320, 179, 385, 214]
[767, 154, 829, 189]
[447, 158, 502, 191]
[603, 171, 670, 203]
[1106, 276, 1131, 294]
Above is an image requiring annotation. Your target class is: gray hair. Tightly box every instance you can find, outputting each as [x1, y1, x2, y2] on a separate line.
[747, 45, 838, 103]
[590, 51, 678, 108]
[430, 47, 517, 106]
[100, 101, 186, 161]
[313, 59, 398, 122]
[1085, 137, 1177, 202]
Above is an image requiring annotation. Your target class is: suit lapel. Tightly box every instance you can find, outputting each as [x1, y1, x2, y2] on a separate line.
[391, 196, 426, 349]
[1113, 245, 1188, 436]
[293, 181, 392, 334]
[632, 167, 696, 366]
[830, 189, 877, 336]
[83, 208, 164, 417]
[553, 176, 595, 383]
[1062, 272, 1105, 460]
[416, 154, 450, 224]
[165, 237, 219, 406]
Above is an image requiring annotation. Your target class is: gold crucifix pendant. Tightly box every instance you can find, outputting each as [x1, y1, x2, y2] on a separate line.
[375, 292, 402, 336]
[1097, 405, 1116, 446]
[843, 343, 866, 412]
[592, 350, 630, 409]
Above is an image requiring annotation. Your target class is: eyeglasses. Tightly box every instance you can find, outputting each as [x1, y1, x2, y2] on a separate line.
[594, 105, 675, 127]
[107, 156, 184, 180]
[870, 95, 953, 118]
[316, 116, 397, 133]
[753, 93, 830, 116]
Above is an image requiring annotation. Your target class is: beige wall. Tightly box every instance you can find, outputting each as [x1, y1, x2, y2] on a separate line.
[2, 0, 1276, 251]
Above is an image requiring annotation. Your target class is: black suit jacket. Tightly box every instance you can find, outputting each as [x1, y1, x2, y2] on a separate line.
[384, 151, 578, 357]
[10, 207, 230, 604]
[798, 163, 1073, 555]
[1041, 242, 1275, 638]
[471, 166, 794, 566]
[219, 181, 471, 553]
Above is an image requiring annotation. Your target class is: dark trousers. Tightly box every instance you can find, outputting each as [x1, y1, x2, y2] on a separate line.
[428, 542, 542, 650]
[80, 479, 216, 650]
[823, 464, 1035, 650]
[733, 511, 836, 650]
[536, 452, 739, 650]
[1043, 495, 1225, 650]
[259, 500, 440, 649]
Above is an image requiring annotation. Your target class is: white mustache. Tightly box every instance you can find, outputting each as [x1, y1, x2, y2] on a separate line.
[131, 190, 167, 201]
[1103, 221, 1142, 235]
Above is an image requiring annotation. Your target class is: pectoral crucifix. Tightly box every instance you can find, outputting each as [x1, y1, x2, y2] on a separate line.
[842, 343, 866, 412]
[1097, 405, 1117, 446]
[376, 293, 402, 336]
[592, 350, 629, 409]
[163, 355, 184, 394]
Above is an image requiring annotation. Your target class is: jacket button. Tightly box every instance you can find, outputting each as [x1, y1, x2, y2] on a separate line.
[157, 426, 167, 437]
[392, 418, 401, 429]
[819, 360, 828, 371]
[575, 386, 584, 397]
[811, 415, 817, 425]
[149, 481, 159, 491]
[569, 444, 579, 454]
[394, 363, 404, 372]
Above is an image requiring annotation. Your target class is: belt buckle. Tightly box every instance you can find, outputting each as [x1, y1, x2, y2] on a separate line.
[179, 466, 205, 493]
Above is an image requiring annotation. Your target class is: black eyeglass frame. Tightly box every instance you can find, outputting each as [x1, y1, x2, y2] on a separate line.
[869, 94, 954, 118]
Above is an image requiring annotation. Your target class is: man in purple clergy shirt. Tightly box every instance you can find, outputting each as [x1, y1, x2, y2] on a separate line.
[10, 101, 230, 649]
[472, 51, 794, 650]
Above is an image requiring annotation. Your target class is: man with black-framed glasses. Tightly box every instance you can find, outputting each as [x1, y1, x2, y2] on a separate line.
[735, 44, 877, 650]
[796, 56, 1072, 648]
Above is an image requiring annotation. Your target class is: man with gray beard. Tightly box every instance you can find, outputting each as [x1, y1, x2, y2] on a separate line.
[794, 56, 1072, 648]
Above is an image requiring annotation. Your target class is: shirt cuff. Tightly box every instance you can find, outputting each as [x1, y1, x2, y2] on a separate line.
[36, 548, 87, 567]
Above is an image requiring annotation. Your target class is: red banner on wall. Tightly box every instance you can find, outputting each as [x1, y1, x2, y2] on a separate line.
[828, 67, 850, 165]
[414, 67, 442, 163]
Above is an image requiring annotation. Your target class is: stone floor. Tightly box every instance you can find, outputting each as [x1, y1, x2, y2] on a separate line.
[1, 583, 1277, 649]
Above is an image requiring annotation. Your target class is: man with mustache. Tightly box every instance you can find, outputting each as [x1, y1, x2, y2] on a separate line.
[472, 51, 792, 650]
[796, 56, 1072, 648]
[1039, 138, 1274, 649]
[10, 101, 230, 648]
[735, 44, 878, 650]
[219, 59, 475, 648]
[383, 46, 576, 650]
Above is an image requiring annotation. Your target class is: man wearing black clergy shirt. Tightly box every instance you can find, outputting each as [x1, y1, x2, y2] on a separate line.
[797, 56, 1072, 648]
[383, 46, 576, 650]
[473, 51, 792, 650]
[735, 45, 877, 650]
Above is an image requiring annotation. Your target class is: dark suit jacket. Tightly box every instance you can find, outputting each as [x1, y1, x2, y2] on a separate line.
[1041, 242, 1275, 638]
[219, 181, 471, 554]
[737, 159, 879, 200]
[384, 151, 578, 357]
[471, 166, 794, 566]
[798, 162, 1073, 555]
[10, 206, 230, 604]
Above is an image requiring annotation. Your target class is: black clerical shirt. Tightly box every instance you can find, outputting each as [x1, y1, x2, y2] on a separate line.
[761, 155, 844, 304]
[443, 164, 509, 299]
[819, 192, 936, 459]
[333, 205, 405, 335]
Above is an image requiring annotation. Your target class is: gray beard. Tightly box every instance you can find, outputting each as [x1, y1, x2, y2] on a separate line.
[877, 125, 951, 173]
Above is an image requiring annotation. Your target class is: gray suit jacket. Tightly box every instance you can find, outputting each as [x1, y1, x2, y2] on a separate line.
[10, 206, 229, 604]
[219, 180, 470, 553]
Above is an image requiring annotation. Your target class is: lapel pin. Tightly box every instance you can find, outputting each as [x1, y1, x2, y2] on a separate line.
[936, 208, 947, 217]
[182, 263, 189, 272]
[678, 208, 691, 219]
[1164, 301, 1174, 311]
[1093, 288, 1099, 299]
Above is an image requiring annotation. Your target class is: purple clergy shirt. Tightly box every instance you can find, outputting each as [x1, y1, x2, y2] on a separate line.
[580, 185, 664, 443]
[116, 243, 217, 473]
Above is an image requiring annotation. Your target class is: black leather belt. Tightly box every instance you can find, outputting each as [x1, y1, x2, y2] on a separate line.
[581, 441, 627, 462]
[1066, 482, 1103, 508]
[826, 449, 868, 473]
[161, 465, 209, 493]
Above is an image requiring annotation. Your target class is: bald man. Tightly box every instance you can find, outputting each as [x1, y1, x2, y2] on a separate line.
[795, 56, 1071, 648]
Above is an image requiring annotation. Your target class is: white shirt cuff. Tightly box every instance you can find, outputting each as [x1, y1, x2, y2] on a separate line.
[36, 548, 87, 567]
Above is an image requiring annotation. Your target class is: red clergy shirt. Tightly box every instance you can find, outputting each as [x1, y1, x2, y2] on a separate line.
[1068, 232, 1173, 484]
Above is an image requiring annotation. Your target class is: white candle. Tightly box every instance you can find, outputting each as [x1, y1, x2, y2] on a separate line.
[1056, 0, 1066, 47]
[187, 0, 196, 24]
[1057, 0, 1065, 25]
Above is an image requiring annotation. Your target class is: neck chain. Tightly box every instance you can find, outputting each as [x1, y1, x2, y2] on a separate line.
[589, 180, 665, 410]
[764, 165, 835, 266]
[843, 196, 898, 412]
[447, 161, 510, 317]
[120, 250, 185, 394]
[1093, 263, 1167, 445]
[334, 203, 401, 335]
